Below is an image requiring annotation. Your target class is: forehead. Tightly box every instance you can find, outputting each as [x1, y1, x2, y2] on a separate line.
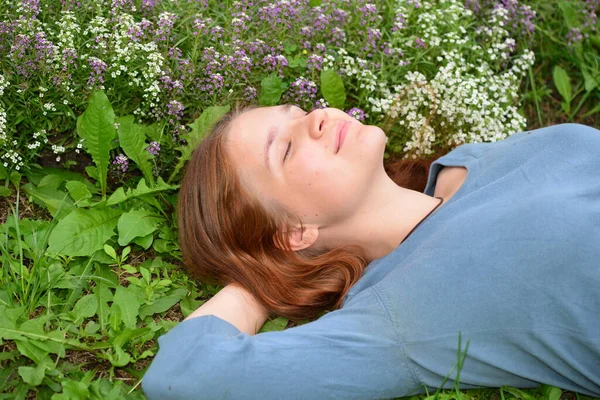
[227, 105, 288, 169]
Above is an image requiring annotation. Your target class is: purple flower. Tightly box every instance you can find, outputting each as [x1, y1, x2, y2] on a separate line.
[146, 141, 161, 156]
[414, 37, 426, 49]
[347, 108, 366, 122]
[282, 77, 318, 108]
[113, 154, 129, 173]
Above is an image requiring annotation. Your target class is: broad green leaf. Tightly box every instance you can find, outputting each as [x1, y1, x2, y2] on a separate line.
[113, 286, 141, 329]
[38, 174, 65, 189]
[18, 356, 52, 386]
[139, 288, 188, 319]
[116, 115, 155, 186]
[0, 186, 10, 197]
[71, 294, 98, 325]
[47, 207, 122, 257]
[320, 69, 346, 109]
[65, 180, 92, 205]
[309, 0, 322, 6]
[18, 362, 46, 386]
[552, 66, 572, 102]
[25, 167, 94, 188]
[15, 339, 49, 363]
[22, 183, 75, 219]
[77, 90, 117, 197]
[170, 105, 230, 181]
[0, 305, 25, 340]
[93, 284, 113, 331]
[259, 72, 288, 106]
[117, 209, 164, 246]
[85, 165, 99, 181]
[109, 303, 122, 331]
[259, 316, 289, 333]
[132, 232, 154, 250]
[55, 380, 90, 399]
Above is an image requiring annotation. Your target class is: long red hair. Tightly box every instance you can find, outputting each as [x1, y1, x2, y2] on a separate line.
[177, 104, 445, 322]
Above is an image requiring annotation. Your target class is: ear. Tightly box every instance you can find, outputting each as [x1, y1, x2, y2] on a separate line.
[274, 225, 320, 252]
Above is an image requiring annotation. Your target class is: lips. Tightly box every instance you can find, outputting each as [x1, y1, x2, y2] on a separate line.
[335, 121, 350, 154]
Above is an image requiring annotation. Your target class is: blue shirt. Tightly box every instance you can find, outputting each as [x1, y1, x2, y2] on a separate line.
[142, 123, 600, 399]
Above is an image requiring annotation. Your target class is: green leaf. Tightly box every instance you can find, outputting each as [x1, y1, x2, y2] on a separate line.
[288, 54, 308, 69]
[117, 209, 164, 246]
[47, 207, 122, 257]
[54, 380, 90, 399]
[139, 288, 187, 319]
[93, 284, 113, 331]
[113, 287, 141, 329]
[107, 177, 177, 206]
[283, 42, 297, 55]
[132, 232, 154, 250]
[320, 69, 346, 109]
[109, 303, 122, 331]
[65, 181, 92, 205]
[552, 66, 572, 103]
[259, 72, 289, 106]
[558, 0, 579, 29]
[85, 166, 99, 181]
[259, 316, 289, 333]
[0, 186, 11, 197]
[22, 183, 75, 219]
[71, 294, 98, 325]
[309, 0, 322, 5]
[116, 115, 155, 186]
[18, 357, 52, 386]
[103, 244, 117, 260]
[169, 105, 230, 181]
[581, 67, 599, 93]
[77, 90, 117, 197]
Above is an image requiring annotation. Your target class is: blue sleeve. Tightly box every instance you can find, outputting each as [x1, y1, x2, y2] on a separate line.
[141, 287, 418, 400]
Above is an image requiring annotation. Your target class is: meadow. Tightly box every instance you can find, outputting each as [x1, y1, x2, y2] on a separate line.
[0, 0, 599, 398]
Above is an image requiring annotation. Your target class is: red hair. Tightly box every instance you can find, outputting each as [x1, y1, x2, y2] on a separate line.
[177, 104, 445, 322]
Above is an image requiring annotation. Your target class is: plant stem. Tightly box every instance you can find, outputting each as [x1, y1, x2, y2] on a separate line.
[528, 65, 543, 127]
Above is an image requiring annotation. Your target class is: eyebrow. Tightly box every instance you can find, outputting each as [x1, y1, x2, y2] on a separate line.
[265, 103, 295, 173]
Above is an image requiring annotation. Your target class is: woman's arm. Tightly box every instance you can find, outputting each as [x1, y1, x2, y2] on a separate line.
[184, 284, 269, 336]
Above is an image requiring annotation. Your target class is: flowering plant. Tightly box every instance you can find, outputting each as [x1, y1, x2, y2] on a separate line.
[0, 0, 535, 177]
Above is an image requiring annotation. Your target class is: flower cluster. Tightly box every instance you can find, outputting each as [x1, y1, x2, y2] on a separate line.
[112, 153, 129, 173]
[146, 141, 160, 156]
[367, 0, 535, 159]
[347, 107, 366, 122]
[282, 77, 318, 109]
[0, 0, 538, 174]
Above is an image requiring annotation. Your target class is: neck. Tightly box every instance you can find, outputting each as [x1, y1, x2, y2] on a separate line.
[319, 174, 444, 263]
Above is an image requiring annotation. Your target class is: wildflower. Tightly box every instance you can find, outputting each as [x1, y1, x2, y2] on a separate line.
[146, 141, 160, 156]
[113, 153, 129, 173]
[347, 108, 366, 122]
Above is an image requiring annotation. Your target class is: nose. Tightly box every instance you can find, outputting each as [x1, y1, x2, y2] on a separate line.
[308, 108, 328, 140]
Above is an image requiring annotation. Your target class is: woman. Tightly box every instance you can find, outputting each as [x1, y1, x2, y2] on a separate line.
[142, 103, 600, 399]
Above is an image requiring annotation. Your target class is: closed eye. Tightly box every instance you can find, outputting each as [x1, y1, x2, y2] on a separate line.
[283, 141, 292, 163]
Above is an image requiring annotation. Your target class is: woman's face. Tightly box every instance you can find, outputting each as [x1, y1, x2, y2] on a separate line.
[227, 104, 388, 228]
